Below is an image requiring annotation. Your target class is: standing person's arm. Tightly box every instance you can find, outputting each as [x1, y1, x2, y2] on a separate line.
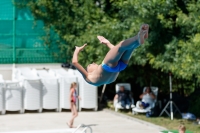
[76, 90, 81, 100]
[72, 44, 88, 78]
[78, 96, 81, 100]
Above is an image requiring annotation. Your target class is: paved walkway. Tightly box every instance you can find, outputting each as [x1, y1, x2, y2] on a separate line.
[0, 110, 166, 133]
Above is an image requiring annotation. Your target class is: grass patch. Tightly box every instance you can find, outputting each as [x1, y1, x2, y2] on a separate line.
[107, 101, 200, 133]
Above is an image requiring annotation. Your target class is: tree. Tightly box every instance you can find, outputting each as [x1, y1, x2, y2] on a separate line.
[16, 0, 145, 64]
[16, 0, 200, 94]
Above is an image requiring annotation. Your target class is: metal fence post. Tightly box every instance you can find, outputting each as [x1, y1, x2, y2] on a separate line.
[13, 1, 16, 63]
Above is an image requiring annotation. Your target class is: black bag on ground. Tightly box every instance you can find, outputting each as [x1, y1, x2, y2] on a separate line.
[61, 63, 76, 70]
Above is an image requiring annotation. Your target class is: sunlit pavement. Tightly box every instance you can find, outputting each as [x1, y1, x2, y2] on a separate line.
[0, 109, 166, 133]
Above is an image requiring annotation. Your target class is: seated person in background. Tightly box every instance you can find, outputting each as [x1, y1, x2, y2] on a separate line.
[113, 86, 131, 108]
[138, 86, 156, 109]
[179, 124, 186, 133]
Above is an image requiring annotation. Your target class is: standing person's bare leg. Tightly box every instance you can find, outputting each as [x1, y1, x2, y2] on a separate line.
[103, 24, 149, 67]
[71, 104, 78, 127]
[68, 104, 78, 128]
[68, 103, 76, 128]
[67, 103, 73, 128]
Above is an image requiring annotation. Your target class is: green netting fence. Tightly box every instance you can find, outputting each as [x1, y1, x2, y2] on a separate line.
[0, 0, 66, 63]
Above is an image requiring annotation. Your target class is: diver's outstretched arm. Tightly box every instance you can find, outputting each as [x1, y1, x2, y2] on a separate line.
[72, 44, 88, 78]
[97, 36, 114, 49]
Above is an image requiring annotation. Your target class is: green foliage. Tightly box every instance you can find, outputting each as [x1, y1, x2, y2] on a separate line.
[15, 0, 200, 94]
[145, 0, 200, 82]
[15, 0, 143, 66]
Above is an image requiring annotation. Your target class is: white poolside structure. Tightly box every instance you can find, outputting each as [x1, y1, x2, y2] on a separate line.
[0, 64, 98, 114]
[4, 81, 24, 114]
[0, 81, 5, 114]
[49, 68, 78, 111]
[36, 69, 60, 112]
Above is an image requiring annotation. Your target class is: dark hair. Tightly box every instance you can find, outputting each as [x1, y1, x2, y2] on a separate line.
[120, 86, 125, 89]
[179, 124, 186, 131]
[145, 87, 152, 92]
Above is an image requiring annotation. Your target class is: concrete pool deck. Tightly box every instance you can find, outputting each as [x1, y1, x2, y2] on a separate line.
[0, 109, 166, 133]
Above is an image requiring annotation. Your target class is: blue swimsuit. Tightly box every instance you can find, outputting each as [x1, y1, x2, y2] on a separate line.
[102, 60, 127, 73]
[102, 39, 140, 73]
[85, 39, 141, 86]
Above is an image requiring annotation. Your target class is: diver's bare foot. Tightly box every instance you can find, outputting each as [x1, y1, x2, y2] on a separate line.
[138, 24, 149, 44]
[67, 122, 72, 128]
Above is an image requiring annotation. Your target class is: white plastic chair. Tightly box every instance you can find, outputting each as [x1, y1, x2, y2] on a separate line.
[0, 74, 3, 81]
[67, 68, 75, 75]
[75, 70, 98, 111]
[132, 86, 158, 114]
[15, 67, 43, 113]
[74, 69, 82, 77]
[4, 81, 23, 114]
[0, 80, 5, 115]
[114, 83, 134, 112]
[36, 69, 59, 112]
[15, 67, 39, 81]
[36, 69, 49, 77]
[23, 79, 43, 113]
[49, 68, 72, 77]
[16, 67, 32, 76]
